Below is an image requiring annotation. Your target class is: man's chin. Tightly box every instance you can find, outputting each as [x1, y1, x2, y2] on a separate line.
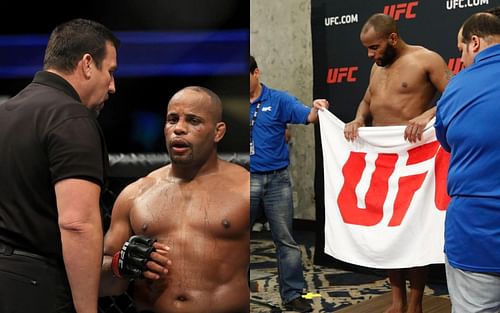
[170, 155, 193, 165]
[93, 103, 105, 116]
[376, 60, 391, 67]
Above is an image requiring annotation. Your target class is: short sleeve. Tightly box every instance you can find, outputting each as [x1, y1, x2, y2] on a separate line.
[47, 117, 104, 186]
[280, 92, 311, 124]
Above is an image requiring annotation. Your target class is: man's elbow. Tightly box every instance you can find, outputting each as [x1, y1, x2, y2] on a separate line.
[58, 214, 101, 233]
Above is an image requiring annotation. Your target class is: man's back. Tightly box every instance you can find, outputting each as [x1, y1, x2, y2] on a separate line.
[129, 160, 250, 313]
[0, 73, 105, 259]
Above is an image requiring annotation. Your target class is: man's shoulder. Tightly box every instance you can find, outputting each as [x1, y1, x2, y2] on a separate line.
[407, 45, 443, 63]
[219, 159, 249, 175]
[216, 160, 250, 186]
[264, 85, 296, 101]
[126, 166, 168, 189]
[147, 164, 170, 179]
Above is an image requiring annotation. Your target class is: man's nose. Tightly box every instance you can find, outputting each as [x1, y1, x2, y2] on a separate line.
[108, 77, 116, 94]
[173, 119, 187, 134]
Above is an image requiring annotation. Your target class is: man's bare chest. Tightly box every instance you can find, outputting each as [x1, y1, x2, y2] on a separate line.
[129, 183, 245, 237]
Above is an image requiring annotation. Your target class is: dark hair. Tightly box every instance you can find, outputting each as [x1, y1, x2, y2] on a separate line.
[362, 13, 398, 37]
[43, 18, 120, 73]
[250, 55, 258, 74]
[485, 6, 500, 18]
[461, 12, 500, 44]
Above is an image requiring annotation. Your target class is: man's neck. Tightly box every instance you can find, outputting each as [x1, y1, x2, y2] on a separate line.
[250, 83, 262, 103]
[170, 154, 219, 182]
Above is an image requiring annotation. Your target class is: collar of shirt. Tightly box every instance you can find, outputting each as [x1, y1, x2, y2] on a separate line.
[474, 43, 500, 65]
[251, 83, 270, 106]
[33, 71, 82, 103]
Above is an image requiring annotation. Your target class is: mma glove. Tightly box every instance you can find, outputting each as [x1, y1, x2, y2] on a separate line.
[111, 235, 156, 280]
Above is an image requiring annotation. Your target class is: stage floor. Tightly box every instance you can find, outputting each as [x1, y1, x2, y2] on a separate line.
[335, 293, 451, 313]
[250, 229, 450, 312]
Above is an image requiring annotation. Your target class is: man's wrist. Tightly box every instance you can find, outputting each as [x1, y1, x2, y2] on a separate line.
[111, 251, 122, 278]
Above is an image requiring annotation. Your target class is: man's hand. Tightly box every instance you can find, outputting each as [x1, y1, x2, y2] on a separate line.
[344, 119, 364, 142]
[405, 115, 430, 143]
[307, 99, 330, 123]
[313, 99, 329, 111]
[111, 235, 170, 280]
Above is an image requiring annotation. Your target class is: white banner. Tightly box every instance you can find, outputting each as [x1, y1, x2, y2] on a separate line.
[319, 110, 450, 268]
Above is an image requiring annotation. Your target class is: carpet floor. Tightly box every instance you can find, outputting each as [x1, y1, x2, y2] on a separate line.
[250, 229, 450, 313]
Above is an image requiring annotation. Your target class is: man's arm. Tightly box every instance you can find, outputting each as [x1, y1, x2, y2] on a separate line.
[344, 64, 376, 142]
[405, 50, 451, 142]
[100, 178, 170, 297]
[427, 50, 452, 94]
[306, 98, 330, 123]
[55, 178, 103, 313]
[344, 87, 372, 142]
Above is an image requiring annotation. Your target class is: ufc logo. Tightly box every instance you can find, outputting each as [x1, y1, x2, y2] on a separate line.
[448, 57, 464, 74]
[337, 141, 449, 226]
[326, 67, 358, 84]
[383, 1, 419, 21]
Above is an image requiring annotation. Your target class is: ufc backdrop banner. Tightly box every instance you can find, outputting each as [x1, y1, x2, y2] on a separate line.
[311, 0, 500, 266]
[318, 110, 450, 268]
[311, 0, 500, 122]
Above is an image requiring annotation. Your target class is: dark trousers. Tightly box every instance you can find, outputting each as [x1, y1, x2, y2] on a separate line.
[0, 250, 75, 313]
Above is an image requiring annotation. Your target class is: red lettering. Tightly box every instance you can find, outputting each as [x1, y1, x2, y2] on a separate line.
[326, 68, 338, 84]
[388, 142, 439, 226]
[406, 1, 418, 19]
[338, 152, 397, 226]
[383, 4, 396, 17]
[448, 57, 464, 74]
[434, 147, 450, 210]
[326, 67, 358, 84]
[337, 67, 349, 82]
[383, 1, 418, 21]
[347, 67, 358, 82]
[394, 3, 407, 21]
[338, 141, 447, 227]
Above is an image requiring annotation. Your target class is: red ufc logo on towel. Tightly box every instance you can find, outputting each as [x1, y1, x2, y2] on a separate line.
[326, 67, 358, 84]
[383, 1, 419, 21]
[337, 141, 450, 226]
[448, 57, 464, 74]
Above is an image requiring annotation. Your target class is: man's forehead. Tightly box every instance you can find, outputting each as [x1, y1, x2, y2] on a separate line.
[457, 28, 464, 41]
[167, 99, 209, 115]
[167, 102, 203, 112]
[361, 28, 384, 43]
[171, 88, 205, 101]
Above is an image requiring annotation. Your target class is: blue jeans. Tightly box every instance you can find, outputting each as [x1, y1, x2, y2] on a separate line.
[250, 168, 306, 303]
[445, 257, 500, 313]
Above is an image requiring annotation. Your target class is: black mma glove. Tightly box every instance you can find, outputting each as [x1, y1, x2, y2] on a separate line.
[111, 235, 156, 280]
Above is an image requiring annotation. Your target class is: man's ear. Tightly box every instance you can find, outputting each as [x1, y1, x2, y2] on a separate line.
[471, 35, 481, 53]
[389, 32, 398, 46]
[81, 53, 93, 79]
[214, 121, 226, 143]
[253, 67, 260, 78]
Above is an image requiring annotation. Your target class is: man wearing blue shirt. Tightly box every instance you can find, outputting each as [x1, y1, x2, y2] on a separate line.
[434, 11, 500, 313]
[249, 55, 328, 312]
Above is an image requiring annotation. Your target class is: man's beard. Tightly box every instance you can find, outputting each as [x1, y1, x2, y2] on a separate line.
[170, 154, 193, 164]
[377, 44, 397, 67]
[167, 145, 194, 165]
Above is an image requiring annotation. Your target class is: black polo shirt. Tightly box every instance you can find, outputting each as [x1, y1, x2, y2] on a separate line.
[0, 71, 108, 261]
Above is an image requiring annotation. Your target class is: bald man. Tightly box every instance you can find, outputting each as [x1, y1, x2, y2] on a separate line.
[344, 13, 451, 313]
[100, 86, 250, 313]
